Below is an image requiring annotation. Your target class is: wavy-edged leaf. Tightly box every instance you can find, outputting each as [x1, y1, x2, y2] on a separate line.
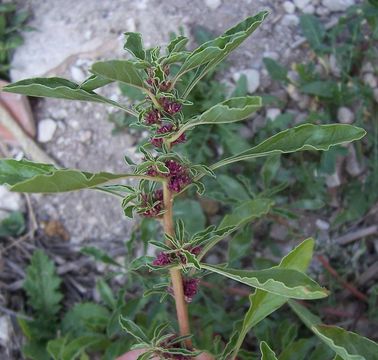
[119, 317, 149, 344]
[91, 60, 146, 90]
[2, 77, 132, 113]
[211, 124, 366, 170]
[289, 301, 378, 360]
[0, 159, 137, 193]
[230, 239, 315, 359]
[260, 341, 278, 360]
[80, 74, 113, 91]
[178, 11, 269, 97]
[124, 32, 145, 60]
[201, 263, 328, 299]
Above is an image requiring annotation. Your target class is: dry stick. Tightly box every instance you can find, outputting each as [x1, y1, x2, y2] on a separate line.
[163, 181, 192, 348]
[316, 255, 368, 303]
[0, 104, 56, 165]
[335, 225, 378, 245]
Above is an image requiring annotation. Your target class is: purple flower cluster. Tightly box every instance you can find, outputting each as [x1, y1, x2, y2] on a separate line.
[152, 251, 172, 266]
[144, 109, 161, 125]
[159, 97, 182, 115]
[150, 123, 186, 147]
[147, 160, 191, 193]
[183, 278, 200, 303]
[139, 189, 164, 218]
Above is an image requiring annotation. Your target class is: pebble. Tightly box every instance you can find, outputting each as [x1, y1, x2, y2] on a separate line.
[205, 0, 222, 10]
[361, 62, 374, 73]
[266, 108, 281, 121]
[38, 119, 57, 143]
[303, 4, 315, 14]
[326, 172, 341, 188]
[329, 54, 341, 77]
[316, 219, 330, 231]
[363, 73, 377, 88]
[294, 0, 311, 10]
[79, 130, 93, 143]
[322, 0, 355, 12]
[0, 316, 11, 344]
[281, 14, 300, 27]
[286, 84, 301, 101]
[0, 185, 24, 221]
[53, 108, 68, 120]
[316, 5, 330, 16]
[70, 65, 86, 83]
[233, 69, 260, 93]
[283, 1, 296, 14]
[346, 145, 363, 177]
[337, 107, 354, 124]
[287, 70, 300, 83]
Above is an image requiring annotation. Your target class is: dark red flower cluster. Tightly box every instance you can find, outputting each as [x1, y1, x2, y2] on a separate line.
[183, 278, 200, 303]
[147, 160, 191, 193]
[188, 246, 202, 256]
[144, 109, 161, 125]
[152, 251, 172, 266]
[150, 123, 186, 147]
[159, 96, 182, 114]
[140, 189, 163, 218]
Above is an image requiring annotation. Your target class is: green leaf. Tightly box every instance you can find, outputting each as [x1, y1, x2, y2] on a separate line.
[178, 11, 269, 97]
[119, 317, 149, 344]
[97, 279, 117, 309]
[2, 77, 131, 113]
[81, 246, 122, 267]
[210, 124, 366, 170]
[47, 337, 68, 360]
[263, 58, 288, 82]
[23, 250, 62, 316]
[61, 335, 108, 360]
[300, 81, 337, 98]
[181, 96, 261, 130]
[201, 263, 328, 299]
[173, 199, 205, 235]
[91, 60, 146, 90]
[124, 32, 145, 60]
[0, 211, 25, 237]
[0, 159, 137, 193]
[289, 301, 378, 360]
[260, 341, 278, 360]
[167, 35, 189, 54]
[80, 74, 113, 91]
[230, 239, 315, 358]
[299, 15, 326, 53]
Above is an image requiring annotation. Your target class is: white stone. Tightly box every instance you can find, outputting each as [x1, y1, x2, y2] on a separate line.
[70, 66, 86, 83]
[205, 0, 222, 10]
[316, 5, 330, 16]
[363, 73, 377, 88]
[79, 130, 93, 143]
[281, 14, 300, 27]
[329, 54, 341, 77]
[283, 1, 296, 14]
[316, 219, 330, 230]
[322, 0, 355, 12]
[0, 186, 23, 221]
[361, 62, 374, 73]
[303, 4, 315, 14]
[38, 119, 57, 143]
[266, 108, 281, 121]
[337, 107, 354, 124]
[326, 172, 341, 188]
[53, 108, 68, 120]
[346, 145, 363, 177]
[0, 316, 11, 344]
[294, 0, 311, 10]
[233, 69, 260, 93]
[286, 83, 301, 101]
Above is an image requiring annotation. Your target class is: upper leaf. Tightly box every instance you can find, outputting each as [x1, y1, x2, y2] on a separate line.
[79, 74, 113, 91]
[210, 124, 366, 170]
[91, 60, 147, 90]
[289, 301, 378, 360]
[124, 32, 146, 60]
[2, 77, 130, 112]
[0, 159, 136, 193]
[201, 263, 328, 300]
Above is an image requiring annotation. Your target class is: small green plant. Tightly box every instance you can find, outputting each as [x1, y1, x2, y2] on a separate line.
[1, 10, 377, 360]
[0, 2, 31, 79]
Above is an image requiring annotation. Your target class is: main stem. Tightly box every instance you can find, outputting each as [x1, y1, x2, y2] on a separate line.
[163, 181, 192, 348]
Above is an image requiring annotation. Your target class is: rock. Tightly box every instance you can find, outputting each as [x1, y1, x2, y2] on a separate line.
[38, 119, 57, 143]
[363, 73, 377, 88]
[294, 0, 311, 10]
[283, 1, 296, 14]
[316, 219, 330, 231]
[70, 65, 86, 83]
[286, 83, 301, 101]
[0, 185, 24, 221]
[0, 316, 11, 344]
[329, 54, 341, 77]
[287, 70, 300, 83]
[298, 94, 310, 110]
[316, 5, 330, 16]
[337, 107, 354, 124]
[361, 62, 374, 73]
[321, 0, 355, 12]
[303, 4, 315, 14]
[205, 0, 222, 10]
[346, 145, 363, 177]
[79, 130, 93, 143]
[233, 69, 260, 93]
[326, 172, 341, 188]
[266, 108, 281, 121]
[281, 14, 300, 27]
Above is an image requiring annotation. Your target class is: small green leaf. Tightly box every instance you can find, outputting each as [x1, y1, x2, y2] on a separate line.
[300, 81, 337, 98]
[80, 74, 113, 91]
[167, 35, 189, 53]
[260, 341, 278, 360]
[97, 279, 116, 309]
[289, 301, 378, 360]
[201, 263, 328, 299]
[263, 58, 288, 83]
[119, 317, 149, 344]
[81, 246, 121, 267]
[23, 250, 62, 316]
[124, 32, 145, 60]
[210, 124, 366, 170]
[299, 15, 326, 53]
[0, 159, 137, 193]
